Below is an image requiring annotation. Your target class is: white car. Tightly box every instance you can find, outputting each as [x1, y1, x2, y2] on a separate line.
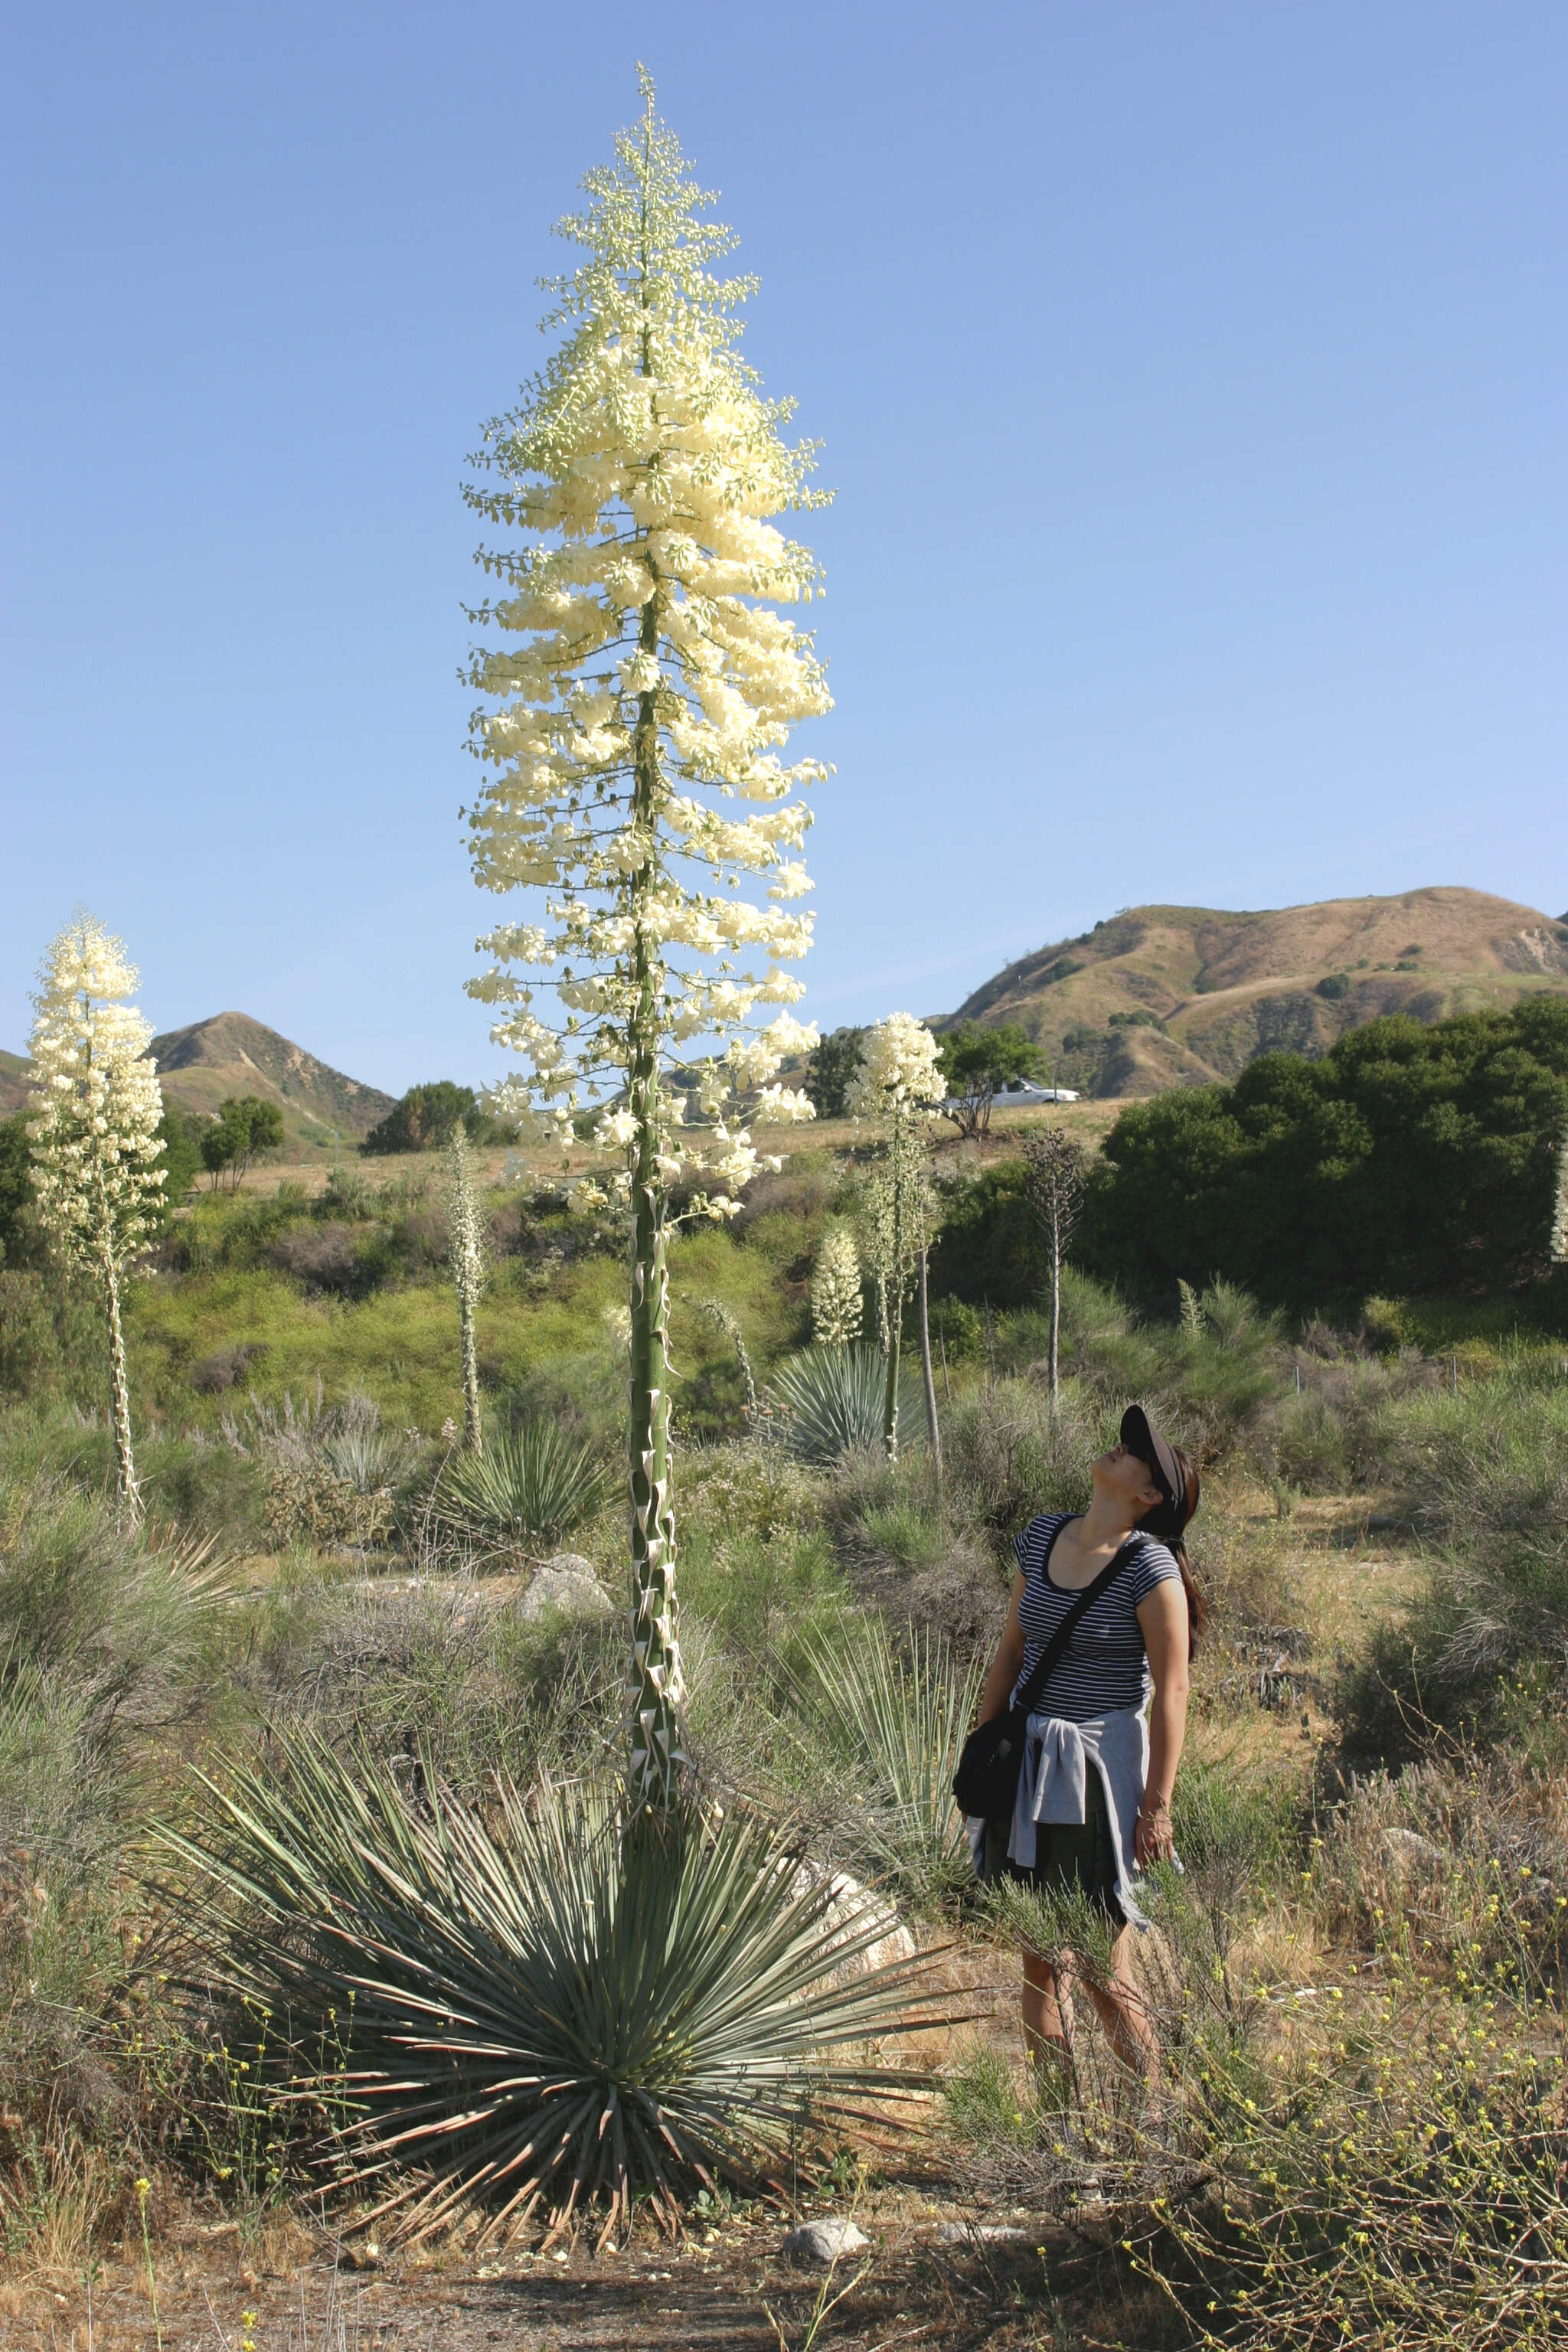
[940, 1076, 1080, 1111]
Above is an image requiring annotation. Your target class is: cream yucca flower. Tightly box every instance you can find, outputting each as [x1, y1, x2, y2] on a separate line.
[811, 1225, 864, 1348]
[845, 1011, 944, 1119]
[461, 75, 830, 1810]
[27, 909, 165, 1524]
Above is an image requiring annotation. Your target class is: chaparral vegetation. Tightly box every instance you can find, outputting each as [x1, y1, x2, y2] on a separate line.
[2, 79, 1566, 2352]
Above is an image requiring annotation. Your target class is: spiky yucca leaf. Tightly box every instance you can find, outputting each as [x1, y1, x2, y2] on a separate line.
[161, 1732, 951, 2245]
[430, 1419, 606, 1551]
[785, 1619, 982, 1900]
[769, 1344, 920, 1466]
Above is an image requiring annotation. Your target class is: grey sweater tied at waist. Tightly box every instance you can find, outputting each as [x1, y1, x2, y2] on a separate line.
[1009, 1704, 1167, 1932]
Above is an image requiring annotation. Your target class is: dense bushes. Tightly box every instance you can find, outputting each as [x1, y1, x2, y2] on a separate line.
[360, 1080, 515, 1155]
[1079, 998, 1568, 1310]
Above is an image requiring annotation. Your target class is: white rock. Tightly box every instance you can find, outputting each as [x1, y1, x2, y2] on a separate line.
[1380, 1826, 1445, 1877]
[514, 1557, 613, 1622]
[783, 2219, 870, 2265]
[782, 1864, 916, 1980]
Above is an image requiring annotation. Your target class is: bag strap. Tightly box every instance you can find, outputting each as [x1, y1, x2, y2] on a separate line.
[1009, 1521, 1138, 1724]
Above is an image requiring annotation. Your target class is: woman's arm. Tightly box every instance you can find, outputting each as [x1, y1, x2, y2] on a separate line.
[975, 1572, 1027, 1726]
[1135, 1578, 1191, 1866]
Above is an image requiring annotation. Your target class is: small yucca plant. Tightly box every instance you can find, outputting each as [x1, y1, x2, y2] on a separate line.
[430, 1420, 606, 1553]
[784, 1617, 981, 1900]
[769, 1344, 920, 1466]
[163, 1733, 950, 2246]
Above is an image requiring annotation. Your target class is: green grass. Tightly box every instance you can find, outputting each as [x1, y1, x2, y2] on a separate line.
[119, 1191, 815, 1437]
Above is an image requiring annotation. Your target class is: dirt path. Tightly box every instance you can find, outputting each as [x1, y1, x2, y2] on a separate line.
[4, 2200, 1131, 2352]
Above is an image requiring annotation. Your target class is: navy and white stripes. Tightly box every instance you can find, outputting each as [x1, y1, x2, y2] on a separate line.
[1010, 1511, 1181, 1723]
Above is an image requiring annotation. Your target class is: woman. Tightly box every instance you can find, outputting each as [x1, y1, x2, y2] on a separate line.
[973, 1404, 1201, 2082]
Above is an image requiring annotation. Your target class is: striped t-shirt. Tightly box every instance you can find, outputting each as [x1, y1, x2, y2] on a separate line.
[1010, 1511, 1181, 1723]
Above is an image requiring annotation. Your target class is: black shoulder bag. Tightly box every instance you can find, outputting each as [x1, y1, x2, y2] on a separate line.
[952, 1528, 1136, 1822]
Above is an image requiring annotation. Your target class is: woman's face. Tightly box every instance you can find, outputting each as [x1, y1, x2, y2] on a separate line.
[1092, 1441, 1162, 1516]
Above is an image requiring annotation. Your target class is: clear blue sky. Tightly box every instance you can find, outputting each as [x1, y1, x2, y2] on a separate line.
[3, 2, 1563, 1093]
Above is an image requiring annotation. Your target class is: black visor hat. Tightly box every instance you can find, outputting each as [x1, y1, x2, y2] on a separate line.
[1120, 1404, 1194, 1540]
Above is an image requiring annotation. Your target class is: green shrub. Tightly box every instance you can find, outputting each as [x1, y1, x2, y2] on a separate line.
[430, 1419, 608, 1554]
[943, 1380, 1105, 1550]
[0, 1469, 227, 1724]
[1340, 1375, 1568, 1743]
[1079, 998, 1568, 1310]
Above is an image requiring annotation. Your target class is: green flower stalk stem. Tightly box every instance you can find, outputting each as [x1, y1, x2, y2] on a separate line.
[626, 591, 683, 1817]
[880, 1104, 908, 1463]
[100, 1173, 141, 1525]
[447, 1126, 487, 1456]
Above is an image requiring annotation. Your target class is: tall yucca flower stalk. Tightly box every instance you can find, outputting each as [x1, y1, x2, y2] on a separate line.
[27, 910, 165, 1525]
[1550, 1130, 1568, 1266]
[447, 1126, 487, 1454]
[462, 72, 828, 1815]
[848, 1015, 943, 1462]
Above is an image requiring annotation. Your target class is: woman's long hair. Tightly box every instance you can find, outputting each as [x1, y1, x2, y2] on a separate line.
[1139, 1446, 1205, 1652]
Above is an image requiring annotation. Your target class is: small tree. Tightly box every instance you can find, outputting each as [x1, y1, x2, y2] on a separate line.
[462, 75, 825, 1815]
[447, 1126, 487, 1454]
[848, 1014, 943, 1460]
[1023, 1125, 1087, 1406]
[936, 1021, 1042, 1140]
[199, 1094, 285, 1191]
[811, 1223, 863, 1346]
[803, 1026, 866, 1118]
[27, 911, 165, 1524]
[364, 1080, 483, 1156]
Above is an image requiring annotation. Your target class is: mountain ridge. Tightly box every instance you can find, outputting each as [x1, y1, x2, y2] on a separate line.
[0, 1014, 397, 1156]
[940, 885, 1568, 1096]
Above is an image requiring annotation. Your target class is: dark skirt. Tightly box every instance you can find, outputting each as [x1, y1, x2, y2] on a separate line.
[987, 1761, 1127, 1927]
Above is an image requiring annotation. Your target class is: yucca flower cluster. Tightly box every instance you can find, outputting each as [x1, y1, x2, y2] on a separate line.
[811, 1223, 864, 1347]
[27, 910, 165, 1523]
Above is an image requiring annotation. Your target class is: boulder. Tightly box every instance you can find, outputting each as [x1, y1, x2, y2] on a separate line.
[783, 2219, 870, 2265]
[515, 1555, 613, 1622]
[1380, 1826, 1445, 1877]
[781, 1864, 916, 1979]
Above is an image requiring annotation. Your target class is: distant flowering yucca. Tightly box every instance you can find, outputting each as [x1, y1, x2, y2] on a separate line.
[461, 74, 829, 1811]
[848, 1015, 943, 1459]
[812, 1224, 863, 1348]
[27, 910, 165, 1524]
[1550, 1130, 1568, 1265]
[446, 1127, 487, 1455]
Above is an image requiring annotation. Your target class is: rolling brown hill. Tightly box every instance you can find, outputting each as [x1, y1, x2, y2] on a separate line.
[943, 886, 1568, 1097]
[0, 1016, 397, 1158]
[146, 1013, 397, 1156]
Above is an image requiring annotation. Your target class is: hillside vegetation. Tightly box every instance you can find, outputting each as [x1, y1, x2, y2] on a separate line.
[946, 884, 1568, 1096]
[2, 1120, 1566, 2347]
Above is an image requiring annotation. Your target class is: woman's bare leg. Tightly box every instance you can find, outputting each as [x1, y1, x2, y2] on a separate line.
[1080, 1929, 1160, 2080]
[1021, 1947, 1076, 2100]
